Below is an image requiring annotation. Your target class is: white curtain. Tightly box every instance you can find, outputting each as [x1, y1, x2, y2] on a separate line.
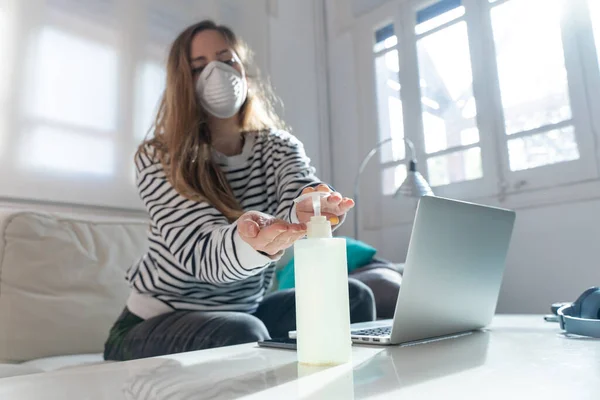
[0, 0, 216, 209]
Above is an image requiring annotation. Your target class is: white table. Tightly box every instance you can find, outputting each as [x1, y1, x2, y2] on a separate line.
[0, 315, 598, 399]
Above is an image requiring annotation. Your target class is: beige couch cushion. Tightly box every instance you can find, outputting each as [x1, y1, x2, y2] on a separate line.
[0, 210, 148, 363]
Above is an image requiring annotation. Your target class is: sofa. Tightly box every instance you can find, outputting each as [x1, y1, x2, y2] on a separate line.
[0, 208, 149, 378]
[0, 208, 402, 379]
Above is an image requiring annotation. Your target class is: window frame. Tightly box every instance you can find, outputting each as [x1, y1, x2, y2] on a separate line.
[402, 0, 500, 200]
[480, 0, 598, 193]
[354, 1, 417, 231]
[355, 0, 600, 229]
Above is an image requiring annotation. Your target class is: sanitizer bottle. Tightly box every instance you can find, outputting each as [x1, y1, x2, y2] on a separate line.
[293, 192, 352, 366]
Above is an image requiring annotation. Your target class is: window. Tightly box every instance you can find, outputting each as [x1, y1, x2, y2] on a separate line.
[28, 27, 118, 132]
[490, 0, 577, 171]
[372, 23, 408, 195]
[367, 0, 600, 207]
[0, 0, 204, 209]
[22, 26, 118, 176]
[415, 0, 482, 187]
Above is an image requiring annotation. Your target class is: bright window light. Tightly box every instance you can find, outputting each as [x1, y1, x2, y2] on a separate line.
[374, 49, 405, 165]
[427, 147, 482, 186]
[387, 79, 401, 91]
[422, 112, 447, 153]
[421, 97, 440, 110]
[134, 61, 166, 142]
[418, 21, 473, 101]
[417, 19, 480, 161]
[375, 49, 404, 166]
[507, 126, 579, 171]
[22, 126, 115, 175]
[382, 164, 408, 196]
[385, 50, 399, 73]
[28, 27, 118, 131]
[491, 0, 571, 135]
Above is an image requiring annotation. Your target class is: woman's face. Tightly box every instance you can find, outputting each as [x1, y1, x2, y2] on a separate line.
[189, 29, 244, 83]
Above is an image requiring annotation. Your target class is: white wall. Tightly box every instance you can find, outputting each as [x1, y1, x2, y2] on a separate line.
[268, 0, 331, 181]
[498, 200, 600, 313]
[325, 1, 363, 232]
[324, 0, 600, 313]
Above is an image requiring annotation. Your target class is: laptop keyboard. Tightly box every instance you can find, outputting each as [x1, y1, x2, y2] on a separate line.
[351, 326, 392, 337]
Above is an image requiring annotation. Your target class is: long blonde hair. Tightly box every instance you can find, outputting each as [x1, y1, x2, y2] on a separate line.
[140, 20, 285, 221]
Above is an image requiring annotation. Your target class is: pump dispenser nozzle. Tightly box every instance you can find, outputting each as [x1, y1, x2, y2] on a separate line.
[294, 191, 329, 217]
[294, 191, 332, 239]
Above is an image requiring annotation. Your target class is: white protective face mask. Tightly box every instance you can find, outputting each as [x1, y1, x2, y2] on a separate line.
[195, 61, 248, 119]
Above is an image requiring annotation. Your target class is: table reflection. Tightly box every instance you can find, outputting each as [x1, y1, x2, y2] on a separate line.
[353, 331, 490, 398]
[121, 332, 489, 399]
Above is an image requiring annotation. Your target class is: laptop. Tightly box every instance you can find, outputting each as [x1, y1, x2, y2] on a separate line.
[289, 195, 516, 346]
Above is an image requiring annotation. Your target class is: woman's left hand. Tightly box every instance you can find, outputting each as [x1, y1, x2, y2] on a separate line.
[295, 184, 355, 225]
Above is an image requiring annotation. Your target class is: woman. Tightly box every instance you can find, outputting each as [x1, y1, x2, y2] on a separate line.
[104, 20, 376, 361]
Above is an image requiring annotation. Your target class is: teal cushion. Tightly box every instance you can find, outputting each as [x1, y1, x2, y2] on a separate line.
[276, 237, 377, 290]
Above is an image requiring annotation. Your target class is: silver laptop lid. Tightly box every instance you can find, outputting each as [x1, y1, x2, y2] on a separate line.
[390, 196, 516, 344]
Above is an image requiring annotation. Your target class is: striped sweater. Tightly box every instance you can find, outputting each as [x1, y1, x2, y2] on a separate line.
[126, 130, 330, 319]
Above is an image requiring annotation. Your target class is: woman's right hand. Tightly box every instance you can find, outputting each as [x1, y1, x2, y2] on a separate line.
[237, 211, 307, 257]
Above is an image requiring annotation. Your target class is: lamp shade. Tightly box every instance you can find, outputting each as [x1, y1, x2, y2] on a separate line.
[393, 161, 434, 199]
[393, 171, 434, 198]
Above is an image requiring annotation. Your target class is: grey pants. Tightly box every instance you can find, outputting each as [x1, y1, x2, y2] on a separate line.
[104, 278, 376, 361]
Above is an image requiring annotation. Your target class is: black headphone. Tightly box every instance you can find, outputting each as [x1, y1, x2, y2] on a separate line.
[551, 287, 600, 338]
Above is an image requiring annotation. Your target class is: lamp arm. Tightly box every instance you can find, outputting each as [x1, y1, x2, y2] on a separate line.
[404, 138, 416, 162]
[353, 137, 417, 240]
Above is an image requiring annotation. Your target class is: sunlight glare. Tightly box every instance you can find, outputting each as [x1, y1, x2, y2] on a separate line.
[22, 127, 115, 175]
[29, 27, 118, 131]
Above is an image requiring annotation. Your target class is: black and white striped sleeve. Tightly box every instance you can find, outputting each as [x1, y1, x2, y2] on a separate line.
[134, 150, 273, 285]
